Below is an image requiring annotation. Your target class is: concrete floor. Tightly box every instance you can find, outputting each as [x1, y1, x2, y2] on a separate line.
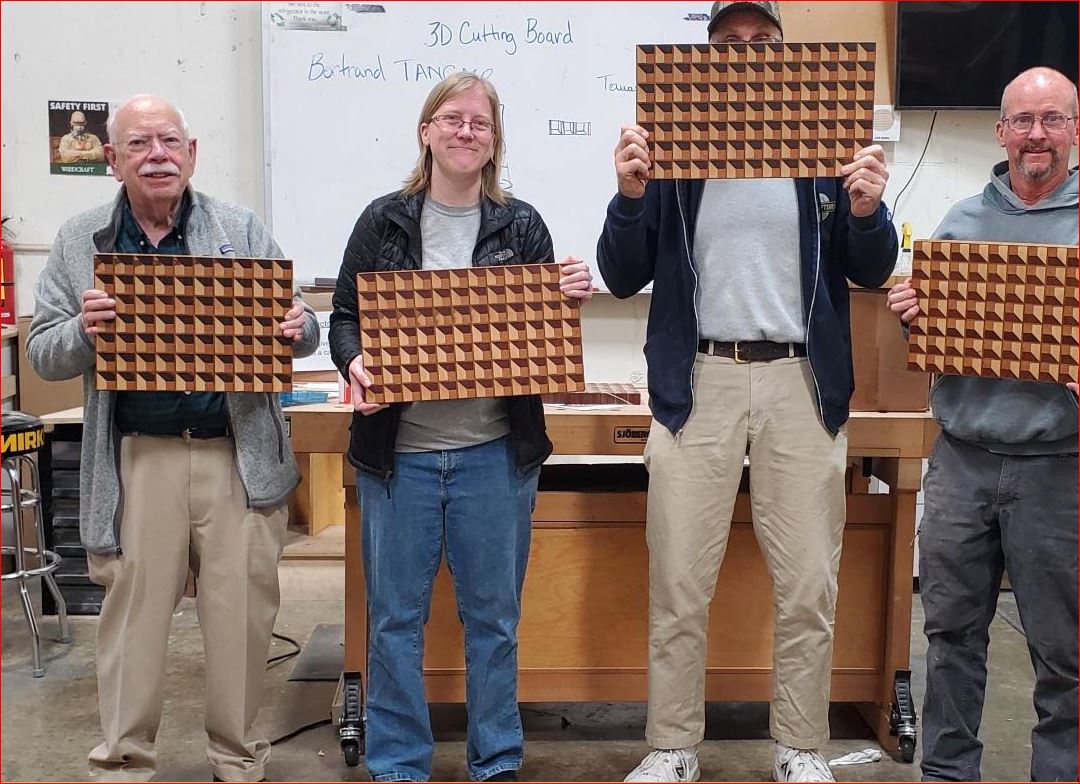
[2, 582, 1036, 782]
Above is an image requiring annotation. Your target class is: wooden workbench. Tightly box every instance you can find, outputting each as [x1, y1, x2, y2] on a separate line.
[285, 403, 938, 755]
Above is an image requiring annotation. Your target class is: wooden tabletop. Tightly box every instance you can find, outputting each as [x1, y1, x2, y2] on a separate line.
[284, 402, 939, 460]
[37, 402, 939, 461]
[38, 407, 86, 426]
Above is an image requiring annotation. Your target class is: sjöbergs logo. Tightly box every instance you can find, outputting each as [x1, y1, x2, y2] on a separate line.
[614, 427, 649, 444]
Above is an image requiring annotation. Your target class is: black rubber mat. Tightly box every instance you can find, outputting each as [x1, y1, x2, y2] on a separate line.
[287, 623, 343, 681]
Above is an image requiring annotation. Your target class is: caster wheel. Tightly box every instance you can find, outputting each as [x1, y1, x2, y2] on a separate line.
[342, 739, 362, 767]
[899, 735, 916, 764]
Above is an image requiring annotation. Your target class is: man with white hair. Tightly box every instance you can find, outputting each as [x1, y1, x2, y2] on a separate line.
[58, 109, 105, 163]
[888, 67, 1078, 782]
[28, 94, 320, 782]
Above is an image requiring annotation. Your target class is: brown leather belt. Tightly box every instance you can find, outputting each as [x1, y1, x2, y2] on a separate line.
[697, 340, 807, 363]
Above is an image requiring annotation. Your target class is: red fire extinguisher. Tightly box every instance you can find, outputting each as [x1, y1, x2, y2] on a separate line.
[1, 216, 15, 326]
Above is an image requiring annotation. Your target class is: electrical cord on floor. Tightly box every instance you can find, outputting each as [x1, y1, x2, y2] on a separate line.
[270, 717, 333, 745]
[263, 632, 337, 747]
[266, 631, 302, 669]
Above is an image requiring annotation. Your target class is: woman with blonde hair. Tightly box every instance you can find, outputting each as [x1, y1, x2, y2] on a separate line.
[329, 73, 593, 782]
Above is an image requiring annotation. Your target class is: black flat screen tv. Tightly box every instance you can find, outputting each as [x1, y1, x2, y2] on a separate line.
[895, 1, 1079, 110]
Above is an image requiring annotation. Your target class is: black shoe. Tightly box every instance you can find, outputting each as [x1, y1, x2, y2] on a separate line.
[484, 772, 518, 782]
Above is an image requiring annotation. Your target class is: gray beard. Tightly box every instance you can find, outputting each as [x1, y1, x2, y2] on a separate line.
[1018, 148, 1060, 181]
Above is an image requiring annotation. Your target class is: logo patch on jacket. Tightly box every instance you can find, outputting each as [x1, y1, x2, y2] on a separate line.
[493, 249, 515, 262]
[817, 192, 837, 222]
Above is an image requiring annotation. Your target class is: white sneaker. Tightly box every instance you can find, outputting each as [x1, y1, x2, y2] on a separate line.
[624, 748, 701, 782]
[773, 743, 835, 782]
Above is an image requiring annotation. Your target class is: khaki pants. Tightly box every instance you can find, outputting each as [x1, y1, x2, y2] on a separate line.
[87, 435, 288, 782]
[644, 354, 847, 750]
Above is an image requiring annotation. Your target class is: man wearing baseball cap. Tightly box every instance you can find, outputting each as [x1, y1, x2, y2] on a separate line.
[708, 0, 784, 36]
[598, 2, 897, 781]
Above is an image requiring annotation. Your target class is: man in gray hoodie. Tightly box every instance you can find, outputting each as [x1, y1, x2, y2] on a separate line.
[888, 68, 1078, 782]
[27, 94, 319, 782]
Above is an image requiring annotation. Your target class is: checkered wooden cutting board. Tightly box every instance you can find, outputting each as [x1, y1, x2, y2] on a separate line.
[357, 263, 585, 404]
[637, 42, 875, 179]
[908, 241, 1079, 383]
[541, 383, 643, 406]
[94, 253, 293, 392]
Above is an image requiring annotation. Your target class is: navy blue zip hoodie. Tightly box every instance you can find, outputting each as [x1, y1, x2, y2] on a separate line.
[597, 178, 899, 435]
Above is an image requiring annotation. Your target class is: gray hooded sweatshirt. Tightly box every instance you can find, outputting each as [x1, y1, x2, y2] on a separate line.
[930, 162, 1078, 455]
[26, 189, 321, 555]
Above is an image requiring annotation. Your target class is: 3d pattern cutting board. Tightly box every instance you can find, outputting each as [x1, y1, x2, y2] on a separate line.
[94, 253, 294, 392]
[357, 264, 585, 404]
[637, 42, 875, 179]
[908, 241, 1079, 383]
[541, 383, 643, 406]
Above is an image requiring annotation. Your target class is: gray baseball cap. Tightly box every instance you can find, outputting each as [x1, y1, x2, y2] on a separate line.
[707, 1, 784, 36]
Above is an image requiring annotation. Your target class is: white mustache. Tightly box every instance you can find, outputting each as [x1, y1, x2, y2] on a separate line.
[139, 164, 180, 176]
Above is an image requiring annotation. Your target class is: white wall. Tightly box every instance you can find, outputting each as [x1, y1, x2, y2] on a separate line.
[1, 1, 266, 333]
[5, 2, 1070, 386]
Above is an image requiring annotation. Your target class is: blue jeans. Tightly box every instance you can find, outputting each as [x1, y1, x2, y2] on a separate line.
[919, 434, 1079, 782]
[357, 436, 538, 782]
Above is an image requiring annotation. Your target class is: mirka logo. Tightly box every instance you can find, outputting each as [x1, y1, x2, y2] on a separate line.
[1, 428, 44, 456]
[614, 426, 649, 444]
[817, 192, 837, 222]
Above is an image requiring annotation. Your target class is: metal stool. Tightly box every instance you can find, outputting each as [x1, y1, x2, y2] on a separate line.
[2, 411, 71, 676]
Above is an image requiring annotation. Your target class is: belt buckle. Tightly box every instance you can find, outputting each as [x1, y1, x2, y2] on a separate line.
[733, 341, 749, 364]
[181, 428, 194, 441]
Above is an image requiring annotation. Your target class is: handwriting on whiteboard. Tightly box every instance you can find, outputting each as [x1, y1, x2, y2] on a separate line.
[426, 18, 575, 55]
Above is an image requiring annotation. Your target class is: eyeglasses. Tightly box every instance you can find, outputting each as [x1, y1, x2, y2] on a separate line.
[718, 35, 782, 43]
[124, 134, 187, 153]
[430, 114, 495, 136]
[1000, 112, 1077, 133]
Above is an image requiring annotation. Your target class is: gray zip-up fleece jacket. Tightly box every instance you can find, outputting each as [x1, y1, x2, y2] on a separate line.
[26, 188, 320, 555]
[930, 162, 1078, 455]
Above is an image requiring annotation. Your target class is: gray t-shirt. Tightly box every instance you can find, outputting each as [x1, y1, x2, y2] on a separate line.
[396, 197, 510, 453]
[693, 178, 806, 343]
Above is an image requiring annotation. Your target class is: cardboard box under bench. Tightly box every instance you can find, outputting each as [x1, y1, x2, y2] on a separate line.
[850, 288, 931, 413]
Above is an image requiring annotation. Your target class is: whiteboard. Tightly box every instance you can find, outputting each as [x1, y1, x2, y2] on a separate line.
[263, 1, 713, 289]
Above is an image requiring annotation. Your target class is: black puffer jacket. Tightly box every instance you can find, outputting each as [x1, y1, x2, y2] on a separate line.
[329, 189, 555, 480]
